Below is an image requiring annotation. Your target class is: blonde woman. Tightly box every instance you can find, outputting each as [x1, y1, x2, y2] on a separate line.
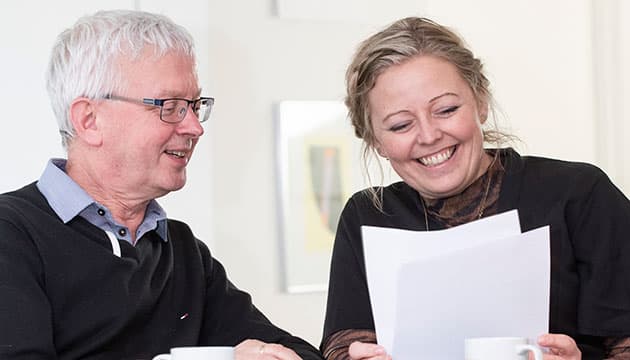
[322, 17, 630, 360]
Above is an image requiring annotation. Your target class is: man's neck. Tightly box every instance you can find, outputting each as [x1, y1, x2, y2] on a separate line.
[65, 158, 149, 242]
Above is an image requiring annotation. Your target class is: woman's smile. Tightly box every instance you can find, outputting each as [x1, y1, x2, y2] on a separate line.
[417, 145, 457, 167]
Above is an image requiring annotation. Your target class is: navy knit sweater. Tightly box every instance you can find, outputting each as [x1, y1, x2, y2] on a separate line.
[0, 183, 322, 360]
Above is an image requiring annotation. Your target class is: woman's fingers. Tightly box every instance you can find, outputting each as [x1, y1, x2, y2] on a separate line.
[348, 341, 391, 360]
[537, 333, 581, 360]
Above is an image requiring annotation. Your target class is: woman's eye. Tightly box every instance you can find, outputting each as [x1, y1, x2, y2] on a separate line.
[436, 105, 460, 116]
[389, 122, 411, 132]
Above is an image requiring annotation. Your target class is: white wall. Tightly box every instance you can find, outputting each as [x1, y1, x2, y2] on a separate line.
[593, 0, 630, 194]
[1, 1, 128, 191]
[1, 0, 628, 348]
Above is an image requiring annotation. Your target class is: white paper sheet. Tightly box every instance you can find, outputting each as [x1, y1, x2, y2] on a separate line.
[362, 210, 522, 352]
[392, 227, 550, 360]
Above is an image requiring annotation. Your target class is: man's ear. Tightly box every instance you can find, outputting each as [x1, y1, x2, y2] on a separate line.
[69, 97, 102, 146]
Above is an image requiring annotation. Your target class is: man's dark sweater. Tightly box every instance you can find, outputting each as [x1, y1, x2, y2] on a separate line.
[0, 183, 322, 359]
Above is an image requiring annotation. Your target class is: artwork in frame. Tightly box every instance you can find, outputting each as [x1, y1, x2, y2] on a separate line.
[275, 100, 363, 293]
[272, 0, 426, 24]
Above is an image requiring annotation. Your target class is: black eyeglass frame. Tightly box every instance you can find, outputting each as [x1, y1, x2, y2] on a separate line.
[103, 94, 215, 123]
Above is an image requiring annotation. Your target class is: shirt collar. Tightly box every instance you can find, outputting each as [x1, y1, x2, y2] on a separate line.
[36, 158, 168, 242]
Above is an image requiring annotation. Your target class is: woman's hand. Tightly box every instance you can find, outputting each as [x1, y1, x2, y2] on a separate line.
[235, 339, 302, 360]
[537, 333, 581, 360]
[348, 341, 392, 360]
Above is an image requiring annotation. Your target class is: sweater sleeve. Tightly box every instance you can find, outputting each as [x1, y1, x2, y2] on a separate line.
[567, 167, 630, 336]
[198, 242, 323, 360]
[0, 218, 56, 359]
[322, 197, 375, 348]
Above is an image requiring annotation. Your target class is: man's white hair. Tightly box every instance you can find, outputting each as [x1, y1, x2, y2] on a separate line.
[45, 9, 197, 150]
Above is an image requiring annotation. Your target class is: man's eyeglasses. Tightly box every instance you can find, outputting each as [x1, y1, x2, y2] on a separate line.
[103, 94, 215, 124]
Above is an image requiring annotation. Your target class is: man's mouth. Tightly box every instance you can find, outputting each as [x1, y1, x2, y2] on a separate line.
[165, 150, 187, 158]
[417, 146, 456, 167]
[164, 139, 193, 159]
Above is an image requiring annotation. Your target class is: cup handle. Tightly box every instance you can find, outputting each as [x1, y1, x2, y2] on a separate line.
[152, 355, 171, 360]
[516, 344, 543, 360]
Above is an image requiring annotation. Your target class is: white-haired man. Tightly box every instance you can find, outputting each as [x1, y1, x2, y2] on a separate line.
[0, 10, 322, 360]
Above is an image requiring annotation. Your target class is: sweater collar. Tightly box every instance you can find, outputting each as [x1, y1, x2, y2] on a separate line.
[36, 158, 168, 242]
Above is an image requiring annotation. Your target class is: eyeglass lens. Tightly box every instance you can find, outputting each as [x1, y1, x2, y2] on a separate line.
[160, 99, 213, 123]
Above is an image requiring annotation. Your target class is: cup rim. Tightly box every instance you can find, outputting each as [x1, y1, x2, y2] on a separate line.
[466, 337, 527, 341]
[465, 336, 529, 345]
[170, 346, 234, 352]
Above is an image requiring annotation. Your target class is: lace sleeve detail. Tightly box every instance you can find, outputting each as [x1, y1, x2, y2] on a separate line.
[605, 337, 630, 359]
[321, 329, 377, 360]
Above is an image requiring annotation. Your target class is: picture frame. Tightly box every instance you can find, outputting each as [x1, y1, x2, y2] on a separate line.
[272, 0, 426, 24]
[274, 100, 362, 293]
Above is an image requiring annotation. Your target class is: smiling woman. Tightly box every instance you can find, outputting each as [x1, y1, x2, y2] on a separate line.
[321, 16, 630, 360]
[368, 55, 491, 200]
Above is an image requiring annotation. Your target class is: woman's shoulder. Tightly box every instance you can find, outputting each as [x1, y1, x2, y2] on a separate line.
[501, 148, 606, 180]
[523, 154, 606, 181]
[348, 181, 415, 205]
[342, 181, 426, 230]
[500, 148, 614, 199]
[345, 181, 422, 219]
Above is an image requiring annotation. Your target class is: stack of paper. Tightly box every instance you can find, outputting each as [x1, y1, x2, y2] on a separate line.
[362, 210, 550, 360]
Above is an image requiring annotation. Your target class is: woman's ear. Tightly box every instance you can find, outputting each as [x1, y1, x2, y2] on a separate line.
[69, 97, 102, 146]
[375, 144, 388, 159]
[478, 98, 489, 124]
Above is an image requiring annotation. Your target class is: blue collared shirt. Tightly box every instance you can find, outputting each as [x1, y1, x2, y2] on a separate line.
[36, 158, 168, 244]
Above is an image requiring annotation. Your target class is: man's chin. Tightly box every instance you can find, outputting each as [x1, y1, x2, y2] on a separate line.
[169, 181, 187, 192]
[154, 180, 187, 198]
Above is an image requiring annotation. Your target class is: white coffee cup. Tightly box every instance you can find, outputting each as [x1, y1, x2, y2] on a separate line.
[465, 337, 543, 360]
[152, 346, 234, 360]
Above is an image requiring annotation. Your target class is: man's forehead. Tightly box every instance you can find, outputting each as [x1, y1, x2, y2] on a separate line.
[153, 87, 203, 98]
[113, 45, 195, 71]
[115, 50, 200, 96]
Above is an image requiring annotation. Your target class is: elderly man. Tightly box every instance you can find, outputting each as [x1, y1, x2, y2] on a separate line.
[0, 9, 322, 360]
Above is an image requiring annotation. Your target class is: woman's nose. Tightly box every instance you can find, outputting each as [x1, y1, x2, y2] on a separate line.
[415, 118, 442, 145]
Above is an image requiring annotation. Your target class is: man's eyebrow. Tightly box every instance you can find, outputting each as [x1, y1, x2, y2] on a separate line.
[152, 89, 203, 99]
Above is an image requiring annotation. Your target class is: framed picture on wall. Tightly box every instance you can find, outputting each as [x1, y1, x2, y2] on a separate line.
[274, 100, 362, 293]
[272, 0, 426, 24]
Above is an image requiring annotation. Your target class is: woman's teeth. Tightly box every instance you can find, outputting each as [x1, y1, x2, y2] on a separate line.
[418, 147, 454, 167]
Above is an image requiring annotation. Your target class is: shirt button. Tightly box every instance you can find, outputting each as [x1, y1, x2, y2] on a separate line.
[97, 209, 105, 216]
[118, 229, 127, 237]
